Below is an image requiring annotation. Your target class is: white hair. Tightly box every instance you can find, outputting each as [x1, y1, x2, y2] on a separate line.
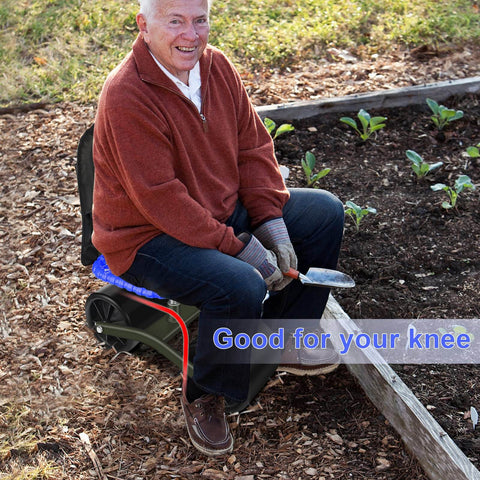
[138, 0, 213, 20]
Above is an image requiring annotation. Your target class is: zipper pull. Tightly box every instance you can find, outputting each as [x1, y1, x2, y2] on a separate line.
[200, 113, 208, 133]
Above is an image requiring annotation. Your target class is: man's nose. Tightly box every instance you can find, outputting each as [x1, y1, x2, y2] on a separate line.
[182, 22, 199, 40]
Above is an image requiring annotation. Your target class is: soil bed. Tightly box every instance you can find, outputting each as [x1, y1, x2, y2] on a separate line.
[1, 45, 480, 478]
[275, 93, 480, 320]
[273, 92, 480, 469]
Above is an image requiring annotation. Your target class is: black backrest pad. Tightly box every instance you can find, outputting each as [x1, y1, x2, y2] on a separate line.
[76, 124, 100, 266]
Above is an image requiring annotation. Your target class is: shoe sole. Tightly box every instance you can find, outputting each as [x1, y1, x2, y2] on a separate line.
[276, 362, 340, 376]
[181, 402, 234, 457]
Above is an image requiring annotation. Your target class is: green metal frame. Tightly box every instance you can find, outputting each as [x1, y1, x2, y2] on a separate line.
[93, 302, 199, 377]
[85, 284, 198, 372]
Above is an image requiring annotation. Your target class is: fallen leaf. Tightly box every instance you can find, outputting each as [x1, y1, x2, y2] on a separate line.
[326, 432, 344, 445]
[34, 56, 48, 66]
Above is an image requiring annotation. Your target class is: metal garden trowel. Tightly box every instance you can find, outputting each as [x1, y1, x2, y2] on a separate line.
[284, 267, 355, 288]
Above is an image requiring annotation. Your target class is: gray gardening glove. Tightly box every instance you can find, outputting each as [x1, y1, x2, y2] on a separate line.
[236, 233, 283, 291]
[253, 218, 297, 290]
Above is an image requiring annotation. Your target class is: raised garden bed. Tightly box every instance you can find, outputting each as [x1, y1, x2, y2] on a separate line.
[261, 81, 480, 477]
[262, 80, 479, 321]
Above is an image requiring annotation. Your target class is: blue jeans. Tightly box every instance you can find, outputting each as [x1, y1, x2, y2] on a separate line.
[122, 188, 344, 402]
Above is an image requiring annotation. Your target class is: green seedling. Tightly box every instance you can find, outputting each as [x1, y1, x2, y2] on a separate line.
[466, 144, 480, 158]
[344, 200, 377, 231]
[431, 174, 475, 209]
[426, 98, 463, 130]
[438, 324, 475, 343]
[406, 149, 443, 178]
[301, 151, 330, 188]
[340, 109, 387, 141]
[263, 117, 295, 139]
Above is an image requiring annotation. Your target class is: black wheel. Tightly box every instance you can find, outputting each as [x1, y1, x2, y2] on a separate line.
[85, 286, 140, 352]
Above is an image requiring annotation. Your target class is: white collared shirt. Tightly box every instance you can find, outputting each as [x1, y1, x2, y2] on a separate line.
[150, 51, 202, 112]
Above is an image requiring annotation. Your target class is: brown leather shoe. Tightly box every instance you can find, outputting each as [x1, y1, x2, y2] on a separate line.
[181, 394, 233, 456]
[277, 332, 340, 376]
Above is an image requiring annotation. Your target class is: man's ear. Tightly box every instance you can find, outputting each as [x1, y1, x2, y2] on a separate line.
[136, 13, 148, 37]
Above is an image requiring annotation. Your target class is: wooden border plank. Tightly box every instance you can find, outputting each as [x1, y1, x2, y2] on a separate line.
[256, 76, 480, 122]
[322, 295, 480, 480]
[0, 102, 50, 115]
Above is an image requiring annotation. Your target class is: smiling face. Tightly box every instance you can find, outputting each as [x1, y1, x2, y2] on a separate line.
[136, 0, 210, 85]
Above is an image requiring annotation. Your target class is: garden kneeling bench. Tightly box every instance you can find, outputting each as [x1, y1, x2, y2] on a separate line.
[76, 125, 277, 412]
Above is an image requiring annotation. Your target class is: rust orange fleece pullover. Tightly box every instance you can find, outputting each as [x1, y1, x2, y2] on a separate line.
[92, 36, 289, 276]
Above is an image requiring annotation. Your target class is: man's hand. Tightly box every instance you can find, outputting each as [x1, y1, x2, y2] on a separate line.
[236, 233, 283, 290]
[253, 218, 297, 290]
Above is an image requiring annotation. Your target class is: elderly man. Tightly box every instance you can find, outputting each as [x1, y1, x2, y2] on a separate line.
[92, 0, 344, 456]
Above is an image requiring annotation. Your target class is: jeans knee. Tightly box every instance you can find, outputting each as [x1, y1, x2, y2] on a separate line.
[202, 267, 266, 319]
[306, 189, 344, 235]
[329, 193, 345, 232]
[228, 270, 267, 312]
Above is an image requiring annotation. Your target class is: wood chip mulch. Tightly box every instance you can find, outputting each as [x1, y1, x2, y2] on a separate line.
[2, 43, 480, 479]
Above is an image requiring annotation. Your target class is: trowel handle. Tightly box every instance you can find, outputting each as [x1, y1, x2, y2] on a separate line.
[284, 267, 300, 279]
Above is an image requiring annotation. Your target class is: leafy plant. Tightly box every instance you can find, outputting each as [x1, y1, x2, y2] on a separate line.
[344, 200, 377, 231]
[466, 144, 480, 159]
[406, 149, 443, 178]
[340, 109, 387, 141]
[263, 117, 295, 139]
[301, 151, 330, 188]
[431, 175, 476, 209]
[426, 98, 464, 130]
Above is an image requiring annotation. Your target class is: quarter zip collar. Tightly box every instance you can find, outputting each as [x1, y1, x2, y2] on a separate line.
[133, 34, 212, 97]
[150, 51, 202, 112]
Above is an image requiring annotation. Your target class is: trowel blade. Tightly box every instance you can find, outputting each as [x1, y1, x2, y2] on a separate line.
[298, 267, 355, 288]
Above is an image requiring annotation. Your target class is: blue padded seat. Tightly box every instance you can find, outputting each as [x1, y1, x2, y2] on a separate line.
[92, 254, 163, 300]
